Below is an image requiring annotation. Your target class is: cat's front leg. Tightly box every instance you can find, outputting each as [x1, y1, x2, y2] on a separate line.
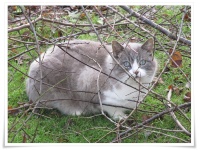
[102, 105, 127, 121]
[112, 112, 128, 121]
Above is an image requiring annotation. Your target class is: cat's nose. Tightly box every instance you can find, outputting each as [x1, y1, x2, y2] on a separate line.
[134, 70, 139, 75]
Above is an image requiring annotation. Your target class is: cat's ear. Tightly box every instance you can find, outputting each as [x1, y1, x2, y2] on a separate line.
[112, 41, 124, 58]
[141, 38, 154, 53]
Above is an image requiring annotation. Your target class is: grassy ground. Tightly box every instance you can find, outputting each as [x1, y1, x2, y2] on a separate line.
[8, 6, 191, 143]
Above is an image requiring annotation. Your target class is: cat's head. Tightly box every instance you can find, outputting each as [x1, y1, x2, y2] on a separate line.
[112, 38, 157, 83]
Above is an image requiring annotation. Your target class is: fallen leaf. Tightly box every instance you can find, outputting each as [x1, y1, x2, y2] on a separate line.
[22, 133, 27, 143]
[152, 77, 164, 85]
[8, 106, 20, 115]
[8, 106, 12, 110]
[142, 115, 151, 126]
[158, 78, 164, 84]
[168, 85, 173, 90]
[15, 57, 23, 65]
[169, 50, 182, 68]
[79, 13, 86, 20]
[173, 86, 183, 95]
[183, 92, 191, 102]
[28, 6, 38, 11]
[163, 13, 169, 17]
[173, 76, 179, 81]
[185, 82, 191, 89]
[100, 6, 108, 11]
[22, 31, 31, 40]
[184, 12, 191, 22]
[15, 54, 30, 65]
[22, 54, 30, 60]
[42, 12, 49, 18]
[11, 48, 17, 54]
[57, 30, 63, 37]
[11, 6, 17, 11]
[130, 37, 137, 43]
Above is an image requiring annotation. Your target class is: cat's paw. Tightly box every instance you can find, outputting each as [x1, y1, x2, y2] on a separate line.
[112, 113, 128, 121]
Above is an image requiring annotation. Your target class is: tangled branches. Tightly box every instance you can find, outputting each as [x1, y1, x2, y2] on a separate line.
[8, 5, 191, 143]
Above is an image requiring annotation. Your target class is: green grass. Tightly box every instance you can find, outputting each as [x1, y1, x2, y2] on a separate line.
[8, 5, 191, 143]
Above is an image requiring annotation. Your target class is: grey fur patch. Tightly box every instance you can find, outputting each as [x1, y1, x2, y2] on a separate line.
[26, 39, 157, 119]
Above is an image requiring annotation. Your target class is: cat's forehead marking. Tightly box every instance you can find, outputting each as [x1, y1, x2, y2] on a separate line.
[119, 50, 135, 62]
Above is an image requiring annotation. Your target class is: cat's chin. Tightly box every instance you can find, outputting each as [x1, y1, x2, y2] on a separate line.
[131, 75, 149, 83]
[131, 74, 142, 80]
[135, 76, 141, 79]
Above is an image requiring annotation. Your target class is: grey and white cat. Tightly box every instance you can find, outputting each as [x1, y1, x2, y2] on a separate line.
[26, 38, 157, 120]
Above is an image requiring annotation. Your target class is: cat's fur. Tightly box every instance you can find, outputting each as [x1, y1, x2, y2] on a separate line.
[26, 38, 157, 120]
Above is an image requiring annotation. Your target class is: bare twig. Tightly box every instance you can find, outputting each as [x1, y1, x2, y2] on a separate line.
[112, 102, 191, 142]
[142, 6, 191, 123]
[167, 86, 191, 136]
[8, 16, 42, 33]
[8, 5, 191, 143]
[120, 5, 191, 46]
[19, 6, 43, 96]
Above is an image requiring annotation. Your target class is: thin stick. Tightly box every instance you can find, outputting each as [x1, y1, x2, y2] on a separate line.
[111, 102, 191, 142]
[19, 6, 43, 96]
[120, 5, 191, 46]
[167, 87, 191, 136]
[81, 7, 119, 125]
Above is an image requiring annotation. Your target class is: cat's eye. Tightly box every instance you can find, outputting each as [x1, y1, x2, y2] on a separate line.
[123, 61, 131, 68]
[139, 60, 146, 65]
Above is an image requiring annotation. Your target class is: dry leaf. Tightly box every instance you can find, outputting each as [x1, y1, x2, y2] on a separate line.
[29, 6, 38, 11]
[15, 57, 23, 65]
[169, 50, 182, 68]
[11, 48, 17, 54]
[8, 106, 20, 115]
[42, 12, 49, 18]
[8, 106, 12, 110]
[183, 92, 191, 102]
[152, 77, 164, 85]
[57, 30, 63, 37]
[11, 6, 17, 11]
[158, 78, 164, 84]
[173, 76, 179, 81]
[79, 13, 86, 20]
[130, 37, 137, 43]
[184, 12, 191, 22]
[100, 6, 108, 11]
[173, 86, 183, 95]
[22, 31, 30, 39]
[163, 14, 169, 17]
[15, 54, 30, 65]
[185, 82, 191, 89]
[168, 85, 173, 90]
[22, 133, 27, 143]
[142, 115, 151, 126]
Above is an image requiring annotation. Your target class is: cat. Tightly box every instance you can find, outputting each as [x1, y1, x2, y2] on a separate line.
[26, 38, 157, 120]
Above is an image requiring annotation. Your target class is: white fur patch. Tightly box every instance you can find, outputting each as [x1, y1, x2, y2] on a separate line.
[129, 60, 146, 78]
[103, 79, 141, 108]
[105, 55, 114, 70]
